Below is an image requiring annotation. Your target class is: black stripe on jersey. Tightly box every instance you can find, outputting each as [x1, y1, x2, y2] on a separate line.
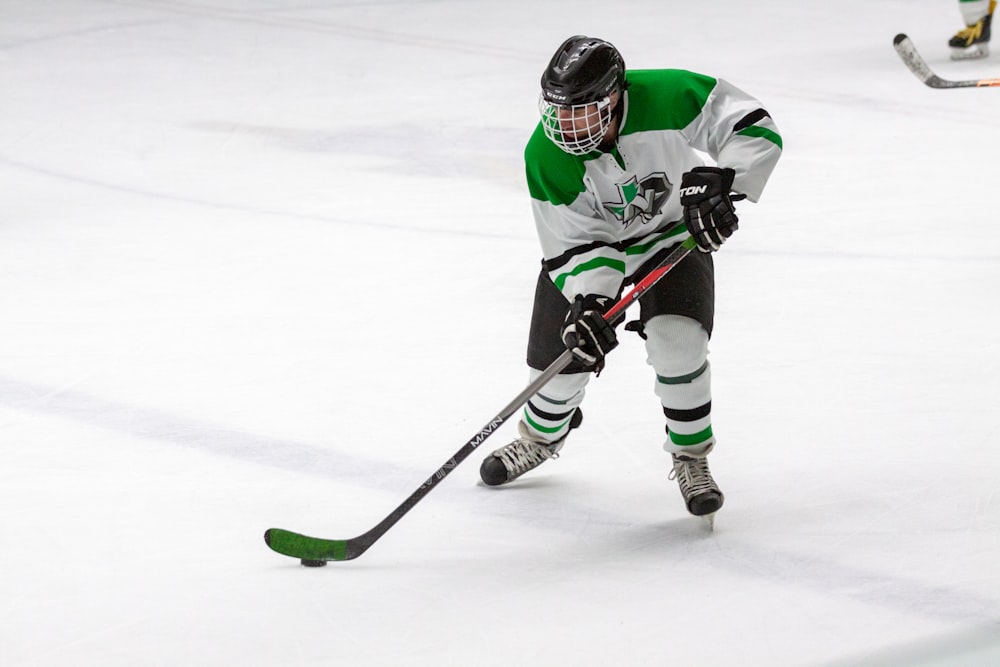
[542, 219, 683, 274]
[662, 402, 712, 423]
[733, 108, 771, 132]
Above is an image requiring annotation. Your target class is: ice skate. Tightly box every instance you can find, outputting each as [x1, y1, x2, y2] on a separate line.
[479, 410, 581, 486]
[669, 443, 724, 528]
[949, 0, 995, 59]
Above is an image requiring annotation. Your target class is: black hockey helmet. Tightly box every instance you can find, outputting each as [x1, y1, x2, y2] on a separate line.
[540, 35, 626, 106]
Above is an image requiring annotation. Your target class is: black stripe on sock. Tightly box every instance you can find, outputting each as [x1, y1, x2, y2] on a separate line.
[662, 402, 712, 423]
[527, 400, 575, 423]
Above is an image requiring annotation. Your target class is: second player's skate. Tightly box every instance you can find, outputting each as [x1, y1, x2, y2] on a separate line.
[949, 0, 995, 59]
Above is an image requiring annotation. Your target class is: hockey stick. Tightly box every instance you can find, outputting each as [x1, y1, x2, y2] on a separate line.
[893, 33, 1000, 88]
[265, 234, 698, 564]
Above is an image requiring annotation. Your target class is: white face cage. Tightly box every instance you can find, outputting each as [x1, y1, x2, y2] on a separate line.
[538, 94, 614, 156]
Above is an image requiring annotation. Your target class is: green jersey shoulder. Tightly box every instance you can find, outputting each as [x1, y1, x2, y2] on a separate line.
[525, 69, 718, 207]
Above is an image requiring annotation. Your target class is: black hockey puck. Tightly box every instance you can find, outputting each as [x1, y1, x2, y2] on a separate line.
[300, 559, 327, 567]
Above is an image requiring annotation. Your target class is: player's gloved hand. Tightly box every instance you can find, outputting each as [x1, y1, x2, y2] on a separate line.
[562, 294, 618, 372]
[680, 166, 743, 253]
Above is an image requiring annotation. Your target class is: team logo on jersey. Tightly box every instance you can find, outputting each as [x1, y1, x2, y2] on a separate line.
[602, 172, 672, 228]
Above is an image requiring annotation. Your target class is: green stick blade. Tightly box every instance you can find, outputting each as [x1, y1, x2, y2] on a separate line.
[264, 528, 350, 561]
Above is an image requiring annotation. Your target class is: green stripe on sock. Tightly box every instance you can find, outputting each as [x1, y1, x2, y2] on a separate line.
[657, 361, 708, 385]
[537, 392, 574, 406]
[668, 425, 714, 447]
[524, 410, 572, 435]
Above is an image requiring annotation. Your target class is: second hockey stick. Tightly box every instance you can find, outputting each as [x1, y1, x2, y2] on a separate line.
[265, 234, 698, 564]
[893, 33, 1000, 88]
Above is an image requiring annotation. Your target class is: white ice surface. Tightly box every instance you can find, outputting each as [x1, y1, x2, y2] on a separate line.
[2, 1, 999, 665]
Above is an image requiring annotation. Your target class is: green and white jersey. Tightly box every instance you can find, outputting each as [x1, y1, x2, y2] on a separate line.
[525, 69, 782, 301]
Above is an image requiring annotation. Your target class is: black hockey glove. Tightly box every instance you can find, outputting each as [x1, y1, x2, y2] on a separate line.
[680, 166, 743, 253]
[562, 294, 618, 373]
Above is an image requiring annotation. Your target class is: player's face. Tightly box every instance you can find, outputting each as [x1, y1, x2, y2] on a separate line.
[556, 102, 603, 140]
[540, 90, 620, 155]
[556, 90, 620, 142]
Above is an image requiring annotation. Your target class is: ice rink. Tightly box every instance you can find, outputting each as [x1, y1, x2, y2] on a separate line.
[2, 1, 999, 664]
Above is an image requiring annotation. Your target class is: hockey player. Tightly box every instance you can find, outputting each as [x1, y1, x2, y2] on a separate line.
[949, 0, 996, 59]
[478, 36, 782, 524]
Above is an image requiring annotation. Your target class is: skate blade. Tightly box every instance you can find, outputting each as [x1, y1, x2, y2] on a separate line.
[950, 44, 989, 60]
[701, 513, 716, 531]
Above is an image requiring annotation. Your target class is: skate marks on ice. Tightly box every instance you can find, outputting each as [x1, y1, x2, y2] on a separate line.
[186, 121, 532, 202]
[825, 622, 1000, 666]
[99, 0, 539, 62]
[3, 373, 996, 630]
[5, 370, 997, 629]
[0, 153, 517, 241]
[0, 375, 415, 492]
[584, 518, 999, 629]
